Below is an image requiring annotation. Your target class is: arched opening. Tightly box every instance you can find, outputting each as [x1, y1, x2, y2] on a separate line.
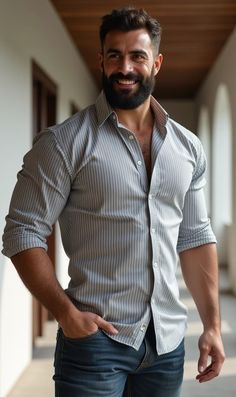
[198, 107, 211, 215]
[212, 84, 233, 265]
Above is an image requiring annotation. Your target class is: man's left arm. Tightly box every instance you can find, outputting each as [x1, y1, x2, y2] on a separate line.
[177, 139, 225, 382]
[179, 243, 225, 382]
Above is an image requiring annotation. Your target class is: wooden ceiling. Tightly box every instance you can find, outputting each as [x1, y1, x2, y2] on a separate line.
[50, 0, 236, 99]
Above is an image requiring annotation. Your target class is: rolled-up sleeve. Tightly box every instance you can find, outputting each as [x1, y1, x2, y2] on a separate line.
[177, 142, 216, 253]
[2, 130, 72, 258]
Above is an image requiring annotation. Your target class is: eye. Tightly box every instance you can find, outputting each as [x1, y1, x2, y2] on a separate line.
[136, 54, 144, 59]
[107, 53, 120, 60]
[132, 53, 147, 62]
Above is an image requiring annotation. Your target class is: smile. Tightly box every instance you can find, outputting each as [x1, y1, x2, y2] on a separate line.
[117, 79, 136, 85]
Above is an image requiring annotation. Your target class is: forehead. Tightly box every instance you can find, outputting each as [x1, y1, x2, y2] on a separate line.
[103, 29, 153, 53]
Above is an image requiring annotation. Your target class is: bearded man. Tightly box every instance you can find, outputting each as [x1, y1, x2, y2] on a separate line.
[2, 7, 224, 397]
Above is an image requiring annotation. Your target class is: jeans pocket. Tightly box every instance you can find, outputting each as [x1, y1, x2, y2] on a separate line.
[61, 328, 102, 343]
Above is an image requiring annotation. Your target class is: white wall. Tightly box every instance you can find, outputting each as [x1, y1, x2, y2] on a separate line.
[0, 35, 33, 397]
[197, 26, 236, 222]
[212, 84, 233, 264]
[196, 27, 236, 285]
[0, 0, 98, 395]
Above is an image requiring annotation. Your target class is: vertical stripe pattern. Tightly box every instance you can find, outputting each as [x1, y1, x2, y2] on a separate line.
[2, 92, 216, 354]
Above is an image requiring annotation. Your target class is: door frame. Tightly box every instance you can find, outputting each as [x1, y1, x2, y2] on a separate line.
[31, 60, 57, 341]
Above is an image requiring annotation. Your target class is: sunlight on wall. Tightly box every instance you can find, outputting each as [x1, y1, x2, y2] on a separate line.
[212, 84, 233, 265]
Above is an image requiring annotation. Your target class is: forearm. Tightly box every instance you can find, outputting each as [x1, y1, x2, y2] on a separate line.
[11, 247, 77, 326]
[179, 243, 220, 331]
[11, 247, 118, 337]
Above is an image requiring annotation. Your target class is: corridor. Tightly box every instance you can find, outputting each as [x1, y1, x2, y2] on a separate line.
[7, 269, 236, 397]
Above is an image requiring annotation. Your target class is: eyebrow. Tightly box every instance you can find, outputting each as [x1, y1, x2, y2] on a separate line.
[106, 48, 149, 57]
[106, 48, 121, 55]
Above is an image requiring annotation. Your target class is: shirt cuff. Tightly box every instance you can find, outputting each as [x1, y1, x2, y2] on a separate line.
[177, 227, 217, 253]
[2, 234, 48, 258]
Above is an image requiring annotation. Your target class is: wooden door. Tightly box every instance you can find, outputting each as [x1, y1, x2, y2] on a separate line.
[32, 61, 57, 341]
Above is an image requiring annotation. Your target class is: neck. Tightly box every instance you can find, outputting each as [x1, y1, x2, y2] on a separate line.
[114, 97, 154, 134]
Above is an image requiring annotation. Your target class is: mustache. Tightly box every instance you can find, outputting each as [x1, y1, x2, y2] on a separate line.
[108, 72, 143, 83]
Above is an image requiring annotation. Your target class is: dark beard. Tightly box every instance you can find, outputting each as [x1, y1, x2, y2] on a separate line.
[102, 69, 156, 110]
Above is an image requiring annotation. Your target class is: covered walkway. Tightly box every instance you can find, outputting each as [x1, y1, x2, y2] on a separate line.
[7, 269, 236, 397]
[1, 1, 236, 396]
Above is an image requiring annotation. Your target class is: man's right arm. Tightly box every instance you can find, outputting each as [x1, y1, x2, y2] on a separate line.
[4, 131, 117, 337]
[11, 247, 118, 337]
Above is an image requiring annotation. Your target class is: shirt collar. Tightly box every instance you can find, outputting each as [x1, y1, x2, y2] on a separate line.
[150, 96, 169, 134]
[95, 91, 169, 133]
[95, 91, 115, 127]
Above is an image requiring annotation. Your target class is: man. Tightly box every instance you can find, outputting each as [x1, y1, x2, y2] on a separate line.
[2, 7, 225, 397]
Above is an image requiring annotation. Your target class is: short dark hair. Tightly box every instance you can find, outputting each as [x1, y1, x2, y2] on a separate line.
[100, 7, 162, 53]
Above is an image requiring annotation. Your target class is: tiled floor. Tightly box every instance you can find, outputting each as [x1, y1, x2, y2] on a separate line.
[7, 269, 236, 397]
[6, 322, 56, 397]
[180, 269, 236, 397]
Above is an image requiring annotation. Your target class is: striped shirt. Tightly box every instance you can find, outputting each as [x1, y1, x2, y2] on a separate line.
[2, 91, 216, 353]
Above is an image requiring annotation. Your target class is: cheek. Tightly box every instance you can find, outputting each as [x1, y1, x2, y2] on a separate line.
[138, 61, 154, 73]
[103, 62, 116, 76]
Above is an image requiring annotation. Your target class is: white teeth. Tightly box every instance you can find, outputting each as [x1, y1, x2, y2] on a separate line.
[117, 80, 135, 85]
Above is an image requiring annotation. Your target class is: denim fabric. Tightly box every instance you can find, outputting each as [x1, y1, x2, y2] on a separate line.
[53, 319, 184, 397]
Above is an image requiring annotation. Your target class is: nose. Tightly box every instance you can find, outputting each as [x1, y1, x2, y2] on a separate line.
[118, 56, 133, 74]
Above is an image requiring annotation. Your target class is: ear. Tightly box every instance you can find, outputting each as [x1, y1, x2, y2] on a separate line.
[98, 52, 104, 72]
[153, 53, 163, 76]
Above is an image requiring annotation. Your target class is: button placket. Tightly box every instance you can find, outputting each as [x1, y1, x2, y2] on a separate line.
[114, 125, 148, 192]
[148, 183, 159, 316]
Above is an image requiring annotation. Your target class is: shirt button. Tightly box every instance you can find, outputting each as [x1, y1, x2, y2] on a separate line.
[129, 135, 134, 140]
[151, 228, 156, 234]
[140, 324, 147, 332]
[149, 194, 153, 200]
[151, 298, 155, 304]
[137, 160, 142, 166]
[153, 262, 158, 268]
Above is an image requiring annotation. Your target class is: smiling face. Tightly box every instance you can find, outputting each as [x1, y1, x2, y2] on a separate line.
[99, 29, 163, 109]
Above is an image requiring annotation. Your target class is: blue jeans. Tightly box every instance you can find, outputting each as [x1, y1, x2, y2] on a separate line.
[53, 320, 184, 397]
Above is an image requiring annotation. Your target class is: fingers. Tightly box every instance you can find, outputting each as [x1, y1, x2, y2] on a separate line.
[198, 344, 209, 375]
[196, 356, 224, 382]
[196, 362, 221, 383]
[61, 310, 118, 338]
[196, 344, 225, 382]
[95, 315, 119, 335]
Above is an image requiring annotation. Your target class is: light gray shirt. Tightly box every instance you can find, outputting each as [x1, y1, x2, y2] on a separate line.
[2, 92, 216, 353]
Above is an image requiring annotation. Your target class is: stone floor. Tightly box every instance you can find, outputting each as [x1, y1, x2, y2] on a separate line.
[180, 268, 236, 397]
[7, 269, 236, 397]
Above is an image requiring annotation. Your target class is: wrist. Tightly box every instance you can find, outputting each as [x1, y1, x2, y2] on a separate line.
[203, 324, 221, 335]
[55, 300, 81, 328]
